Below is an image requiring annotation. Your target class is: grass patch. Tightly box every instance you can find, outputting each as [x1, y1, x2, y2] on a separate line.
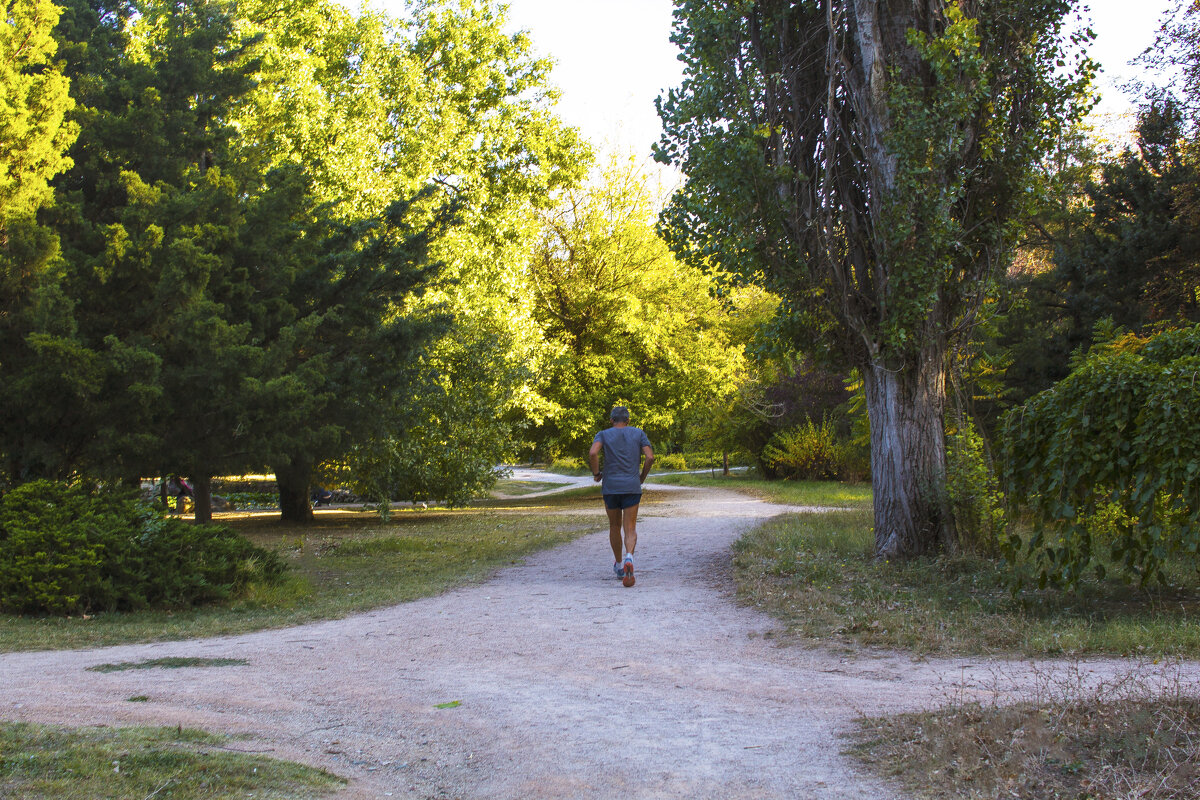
[850, 664, 1200, 799]
[0, 500, 597, 653]
[88, 657, 249, 673]
[650, 471, 872, 507]
[0, 721, 343, 799]
[733, 504, 1200, 657]
[490, 478, 572, 496]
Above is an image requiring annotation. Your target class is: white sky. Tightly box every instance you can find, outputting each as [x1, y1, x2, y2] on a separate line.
[370, 0, 1177, 158]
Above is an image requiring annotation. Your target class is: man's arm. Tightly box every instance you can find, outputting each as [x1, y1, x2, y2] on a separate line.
[639, 445, 655, 484]
[589, 439, 603, 482]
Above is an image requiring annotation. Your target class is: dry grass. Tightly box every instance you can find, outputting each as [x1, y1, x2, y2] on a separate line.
[851, 662, 1200, 799]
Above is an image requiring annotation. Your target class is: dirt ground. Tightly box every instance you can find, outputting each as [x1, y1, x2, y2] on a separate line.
[3, 476, 1198, 799]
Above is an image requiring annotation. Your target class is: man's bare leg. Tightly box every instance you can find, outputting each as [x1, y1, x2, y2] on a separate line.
[607, 506, 623, 562]
[622, 504, 639, 557]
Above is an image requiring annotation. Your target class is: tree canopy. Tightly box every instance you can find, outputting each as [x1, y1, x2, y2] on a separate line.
[0, 0, 589, 521]
[526, 157, 746, 457]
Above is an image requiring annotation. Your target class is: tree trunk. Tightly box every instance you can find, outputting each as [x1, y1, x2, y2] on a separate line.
[722, 451, 730, 476]
[863, 345, 956, 559]
[192, 474, 213, 524]
[275, 457, 314, 523]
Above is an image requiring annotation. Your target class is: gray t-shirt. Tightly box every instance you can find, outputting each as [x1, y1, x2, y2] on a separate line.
[594, 426, 652, 494]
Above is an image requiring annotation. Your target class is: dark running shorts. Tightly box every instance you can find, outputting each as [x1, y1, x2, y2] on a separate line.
[603, 493, 642, 510]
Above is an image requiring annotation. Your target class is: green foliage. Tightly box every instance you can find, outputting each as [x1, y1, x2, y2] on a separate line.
[0, 0, 81, 488]
[656, 0, 1095, 557]
[945, 417, 1007, 555]
[761, 418, 866, 482]
[0, 481, 284, 615]
[1000, 325, 1200, 587]
[228, 0, 588, 513]
[0, 0, 77, 229]
[527, 156, 744, 457]
[652, 453, 688, 471]
[998, 100, 1200, 417]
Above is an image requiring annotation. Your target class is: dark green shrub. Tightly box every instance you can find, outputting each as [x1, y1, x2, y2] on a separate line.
[1000, 325, 1200, 587]
[0, 481, 285, 615]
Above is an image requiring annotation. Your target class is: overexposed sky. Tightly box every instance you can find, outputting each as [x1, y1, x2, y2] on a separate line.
[372, 0, 1177, 157]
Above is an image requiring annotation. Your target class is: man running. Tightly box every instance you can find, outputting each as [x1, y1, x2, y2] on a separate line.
[588, 406, 654, 587]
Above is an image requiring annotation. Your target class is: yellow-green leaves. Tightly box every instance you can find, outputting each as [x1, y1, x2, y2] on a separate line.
[0, 0, 77, 228]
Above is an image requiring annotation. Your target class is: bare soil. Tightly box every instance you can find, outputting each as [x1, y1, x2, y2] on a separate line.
[3, 476, 1198, 799]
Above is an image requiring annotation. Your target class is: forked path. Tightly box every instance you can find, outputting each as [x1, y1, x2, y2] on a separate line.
[3, 482, 1198, 799]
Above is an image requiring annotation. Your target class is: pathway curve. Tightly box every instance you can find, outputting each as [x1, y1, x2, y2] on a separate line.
[2, 478, 1197, 799]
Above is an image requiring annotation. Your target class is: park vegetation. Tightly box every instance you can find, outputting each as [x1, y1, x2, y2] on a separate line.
[0, 0, 746, 526]
[0, 0, 1194, 627]
[2, 1, 1200, 794]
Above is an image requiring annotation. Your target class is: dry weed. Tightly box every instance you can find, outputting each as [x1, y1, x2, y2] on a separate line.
[851, 659, 1200, 799]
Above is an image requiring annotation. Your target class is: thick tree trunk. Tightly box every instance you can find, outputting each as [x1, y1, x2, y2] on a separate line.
[863, 346, 956, 559]
[275, 457, 314, 523]
[192, 474, 213, 524]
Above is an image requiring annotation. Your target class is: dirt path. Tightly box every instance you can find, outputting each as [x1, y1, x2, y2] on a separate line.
[2, 480, 1197, 799]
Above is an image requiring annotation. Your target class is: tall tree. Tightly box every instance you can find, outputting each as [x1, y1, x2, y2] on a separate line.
[0, 0, 75, 234]
[232, 0, 588, 509]
[528, 157, 745, 457]
[0, 0, 81, 485]
[656, 0, 1094, 557]
[46, 0, 269, 514]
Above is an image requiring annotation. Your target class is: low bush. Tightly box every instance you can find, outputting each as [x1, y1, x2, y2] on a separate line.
[653, 453, 688, 471]
[945, 417, 1007, 555]
[549, 456, 587, 473]
[761, 417, 867, 482]
[0, 481, 285, 615]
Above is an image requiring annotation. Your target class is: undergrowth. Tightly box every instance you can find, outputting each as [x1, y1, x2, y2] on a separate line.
[733, 509, 1200, 657]
[851, 661, 1200, 799]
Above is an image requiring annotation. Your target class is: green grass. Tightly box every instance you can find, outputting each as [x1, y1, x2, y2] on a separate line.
[649, 470, 873, 507]
[0, 722, 343, 799]
[88, 657, 249, 673]
[0, 497, 600, 653]
[733, 503, 1200, 657]
[490, 478, 572, 496]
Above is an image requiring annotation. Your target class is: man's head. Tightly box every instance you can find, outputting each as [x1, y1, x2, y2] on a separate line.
[610, 405, 630, 424]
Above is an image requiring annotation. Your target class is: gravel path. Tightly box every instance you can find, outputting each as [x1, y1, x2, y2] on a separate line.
[3, 477, 1198, 799]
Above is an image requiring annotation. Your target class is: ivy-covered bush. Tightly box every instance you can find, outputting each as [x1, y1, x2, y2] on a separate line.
[0, 481, 285, 615]
[1000, 326, 1200, 587]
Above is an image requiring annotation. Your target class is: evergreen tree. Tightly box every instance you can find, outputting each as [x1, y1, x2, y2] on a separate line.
[0, 0, 81, 485]
[1000, 101, 1200, 408]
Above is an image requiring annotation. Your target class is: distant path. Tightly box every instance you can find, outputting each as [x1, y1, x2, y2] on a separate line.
[3, 476, 1198, 799]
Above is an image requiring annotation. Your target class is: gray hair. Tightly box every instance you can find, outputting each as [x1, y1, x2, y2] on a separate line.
[610, 406, 630, 423]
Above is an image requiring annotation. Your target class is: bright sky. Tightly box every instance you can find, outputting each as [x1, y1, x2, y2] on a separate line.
[371, 0, 1177, 158]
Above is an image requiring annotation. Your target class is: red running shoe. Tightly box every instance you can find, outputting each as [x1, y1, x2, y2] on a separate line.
[622, 556, 635, 587]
